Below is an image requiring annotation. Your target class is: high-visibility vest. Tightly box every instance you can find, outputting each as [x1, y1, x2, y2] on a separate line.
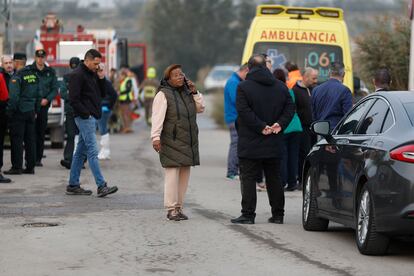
[143, 85, 157, 99]
[119, 77, 134, 102]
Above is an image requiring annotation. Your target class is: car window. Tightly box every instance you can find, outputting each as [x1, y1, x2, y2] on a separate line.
[381, 108, 394, 133]
[209, 70, 234, 81]
[336, 99, 374, 135]
[357, 99, 389, 135]
[403, 102, 414, 126]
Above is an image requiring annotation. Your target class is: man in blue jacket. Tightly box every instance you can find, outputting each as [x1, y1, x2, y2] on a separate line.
[312, 61, 352, 130]
[224, 63, 248, 180]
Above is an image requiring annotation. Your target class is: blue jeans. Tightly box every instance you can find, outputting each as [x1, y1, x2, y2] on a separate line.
[281, 132, 301, 188]
[226, 123, 239, 177]
[97, 110, 112, 135]
[69, 116, 106, 187]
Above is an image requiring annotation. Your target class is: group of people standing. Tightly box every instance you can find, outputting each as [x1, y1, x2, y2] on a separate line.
[0, 50, 58, 182]
[224, 54, 362, 224]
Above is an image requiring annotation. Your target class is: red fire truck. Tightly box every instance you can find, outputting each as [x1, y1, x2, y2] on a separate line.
[29, 13, 147, 148]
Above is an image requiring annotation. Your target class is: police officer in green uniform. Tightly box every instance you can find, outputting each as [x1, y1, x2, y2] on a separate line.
[4, 53, 40, 175]
[60, 57, 80, 169]
[31, 49, 58, 167]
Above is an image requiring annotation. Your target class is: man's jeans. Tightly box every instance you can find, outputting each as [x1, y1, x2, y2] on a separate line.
[97, 110, 112, 135]
[69, 116, 105, 187]
[227, 123, 239, 177]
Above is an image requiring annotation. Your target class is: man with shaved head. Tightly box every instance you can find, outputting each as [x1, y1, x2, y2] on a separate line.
[1, 55, 14, 87]
[0, 55, 13, 183]
[292, 67, 318, 188]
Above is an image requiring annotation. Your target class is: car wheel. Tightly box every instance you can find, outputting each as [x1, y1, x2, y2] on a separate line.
[302, 169, 329, 231]
[356, 185, 389, 255]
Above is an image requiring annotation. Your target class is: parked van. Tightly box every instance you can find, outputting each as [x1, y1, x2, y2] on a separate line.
[242, 5, 353, 91]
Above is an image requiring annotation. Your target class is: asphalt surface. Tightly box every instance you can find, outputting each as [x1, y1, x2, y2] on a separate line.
[1, 95, 414, 276]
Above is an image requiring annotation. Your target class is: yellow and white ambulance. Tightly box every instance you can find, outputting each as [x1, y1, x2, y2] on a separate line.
[242, 5, 353, 91]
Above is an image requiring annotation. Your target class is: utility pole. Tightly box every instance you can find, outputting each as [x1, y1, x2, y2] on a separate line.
[1, 0, 13, 54]
[409, 0, 414, 90]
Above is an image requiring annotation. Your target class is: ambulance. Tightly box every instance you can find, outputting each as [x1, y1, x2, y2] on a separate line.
[242, 5, 353, 91]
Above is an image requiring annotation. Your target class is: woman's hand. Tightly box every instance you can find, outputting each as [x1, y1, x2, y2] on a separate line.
[185, 78, 197, 94]
[152, 140, 161, 153]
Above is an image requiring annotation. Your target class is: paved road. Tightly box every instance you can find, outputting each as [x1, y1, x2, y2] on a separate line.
[1, 96, 414, 276]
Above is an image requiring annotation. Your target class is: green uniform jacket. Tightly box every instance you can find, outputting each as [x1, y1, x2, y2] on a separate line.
[28, 62, 58, 105]
[7, 66, 41, 114]
[158, 80, 200, 168]
[60, 74, 73, 114]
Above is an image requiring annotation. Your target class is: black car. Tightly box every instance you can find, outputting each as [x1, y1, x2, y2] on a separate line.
[302, 91, 414, 255]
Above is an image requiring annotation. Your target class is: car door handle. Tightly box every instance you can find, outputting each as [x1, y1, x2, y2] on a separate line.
[337, 138, 349, 145]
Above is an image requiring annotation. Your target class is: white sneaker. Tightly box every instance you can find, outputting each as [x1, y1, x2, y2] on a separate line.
[226, 175, 239, 181]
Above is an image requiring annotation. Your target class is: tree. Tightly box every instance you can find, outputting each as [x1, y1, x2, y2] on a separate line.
[354, 17, 410, 90]
[147, 0, 243, 79]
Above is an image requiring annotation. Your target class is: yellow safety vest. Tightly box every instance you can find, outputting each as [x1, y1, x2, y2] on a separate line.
[143, 85, 157, 99]
[119, 77, 134, 102]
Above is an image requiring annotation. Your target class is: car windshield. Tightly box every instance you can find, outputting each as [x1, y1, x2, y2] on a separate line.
[209, 69, 234, 81]
[403, 102, 414, 126]
[253, 42, 343, 83]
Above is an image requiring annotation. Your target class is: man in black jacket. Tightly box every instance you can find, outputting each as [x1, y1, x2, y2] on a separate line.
[66, 49, 118, 197]
[231, 54, 295, 225]
[373, 67, 391, 92]
[60, 57, 81, 169]
[292, 67, 318, 187]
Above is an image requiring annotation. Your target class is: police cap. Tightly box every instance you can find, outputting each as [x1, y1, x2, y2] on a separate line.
[35, 49, 46, 58]
[13, 52, 27, 61]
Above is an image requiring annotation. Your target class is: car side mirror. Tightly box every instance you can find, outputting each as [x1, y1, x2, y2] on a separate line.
[311, 121, 335, 143]
[312, 121, 330, 135]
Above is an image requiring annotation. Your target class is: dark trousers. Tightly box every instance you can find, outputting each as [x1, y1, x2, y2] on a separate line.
[281, 132, 301, 188]
[239, 158, 284, 218]
[0, 102, 8, 170]
[298, 127, 313, 183]
[35, 105, 48, 162]
[9, 111, 36, 170]
[63, 112, 78, 162]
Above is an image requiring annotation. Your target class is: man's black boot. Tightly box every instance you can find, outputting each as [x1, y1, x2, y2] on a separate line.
[230, 215, 255, 224]
[22, 168, 35, 174]
[268, 216, 284, 224]
[60, 159, 71, 170]
[4, 168, 22, 175]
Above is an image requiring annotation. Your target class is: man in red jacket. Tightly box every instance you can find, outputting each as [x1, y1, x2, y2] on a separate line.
[0, 60, 11, 183]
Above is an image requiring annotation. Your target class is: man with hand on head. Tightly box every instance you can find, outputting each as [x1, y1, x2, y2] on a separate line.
[66, 49, 118, 197]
